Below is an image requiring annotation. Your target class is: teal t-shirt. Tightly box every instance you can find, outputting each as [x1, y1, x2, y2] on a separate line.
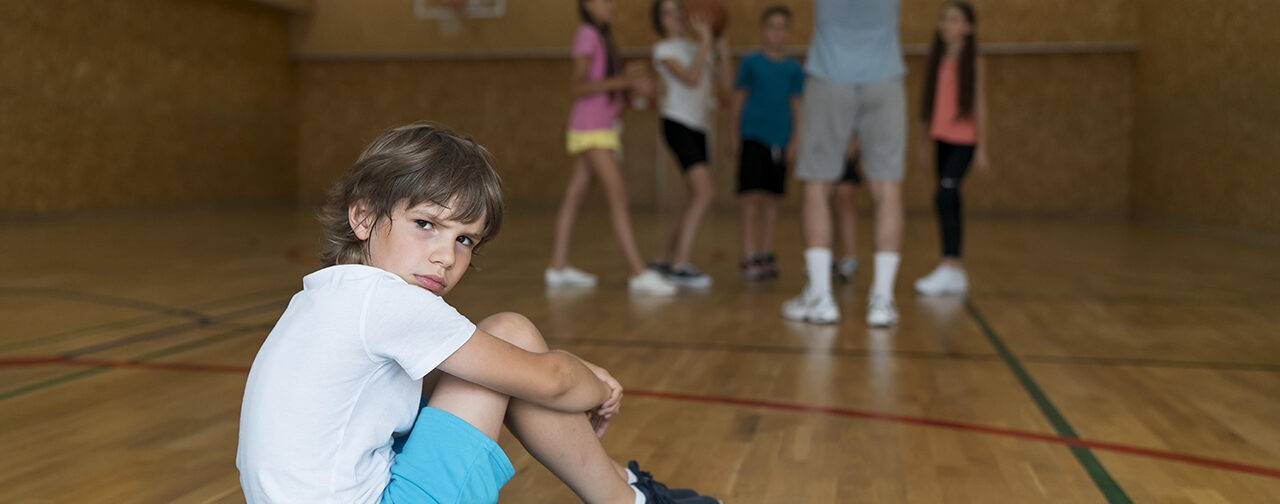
[736, 51, 804, 148]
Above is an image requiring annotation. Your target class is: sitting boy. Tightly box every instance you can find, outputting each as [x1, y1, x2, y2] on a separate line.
[237, 122, 716, 503]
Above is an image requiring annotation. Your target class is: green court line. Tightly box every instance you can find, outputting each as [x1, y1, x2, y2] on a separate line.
[965, 300, 1132, 503]
[0, 323, 271, 402]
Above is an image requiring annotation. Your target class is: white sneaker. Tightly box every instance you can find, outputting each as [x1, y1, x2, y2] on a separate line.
[781, 289, 840, 324]
[866, 294, 899, 327]
[628, 270, 677, 296]
[545, 266, 598, 288]
[914, 265, 968, 296]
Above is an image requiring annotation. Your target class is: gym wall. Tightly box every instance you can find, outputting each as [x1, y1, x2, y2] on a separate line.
[1132, 0, 1280, 236]
[0, 0, 296, 213]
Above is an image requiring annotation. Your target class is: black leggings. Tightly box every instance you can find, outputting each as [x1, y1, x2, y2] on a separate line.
[934, 140, 976, 258]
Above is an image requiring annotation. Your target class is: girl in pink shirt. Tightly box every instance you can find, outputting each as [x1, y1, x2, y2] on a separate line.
[548, 0, 676, 296]
[914, 0, 989, 296]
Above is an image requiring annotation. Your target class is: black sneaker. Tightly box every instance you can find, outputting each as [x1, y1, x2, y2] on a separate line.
[668, 264, 712, 289]
[755, 252, 779, 279]
[628, 461, 719, 504]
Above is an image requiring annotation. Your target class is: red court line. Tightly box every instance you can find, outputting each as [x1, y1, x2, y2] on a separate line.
[627, 390, 1280, 480]
[3, 356, 1277, 480]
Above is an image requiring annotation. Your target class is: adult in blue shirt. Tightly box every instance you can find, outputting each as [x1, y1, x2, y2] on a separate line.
[782, 0, 906, 327]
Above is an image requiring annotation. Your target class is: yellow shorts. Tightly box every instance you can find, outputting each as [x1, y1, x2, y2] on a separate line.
[566, 129, 621, 155]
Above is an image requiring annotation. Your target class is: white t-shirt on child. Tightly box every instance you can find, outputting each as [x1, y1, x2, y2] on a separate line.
[653, 37, 712, 131]
[237, 264, 477, 504]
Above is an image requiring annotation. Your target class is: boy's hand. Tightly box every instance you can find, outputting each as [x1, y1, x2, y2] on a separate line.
[974, 149, 991, 174]
[580, 360, 623, 437]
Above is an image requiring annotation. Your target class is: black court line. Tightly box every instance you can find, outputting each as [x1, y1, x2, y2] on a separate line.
[60, 299, 286, 358]
[0, 287, 210, 322]
[549, 337, 1280, 373]
[0, 322, 272, 401]
[0, 286, 291, 353]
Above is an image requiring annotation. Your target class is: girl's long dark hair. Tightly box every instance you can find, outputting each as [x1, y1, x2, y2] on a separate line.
[579, 2, 625, 103]
[922, 1, 977, 122]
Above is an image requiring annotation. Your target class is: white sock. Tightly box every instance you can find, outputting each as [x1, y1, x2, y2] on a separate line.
[872, 251, 900, 298]
[804, 248, 834, 297]
[632, 485, 646, 504]
[626, 467, 637, 484]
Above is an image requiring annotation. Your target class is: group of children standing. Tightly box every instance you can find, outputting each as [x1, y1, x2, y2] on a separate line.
[550, 0, 988, 324]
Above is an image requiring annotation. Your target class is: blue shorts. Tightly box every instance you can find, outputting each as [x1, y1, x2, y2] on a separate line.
[383, 404, 515, 504]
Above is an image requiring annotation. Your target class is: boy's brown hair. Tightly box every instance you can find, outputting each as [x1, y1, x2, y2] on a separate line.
[318, 121, 504, 266]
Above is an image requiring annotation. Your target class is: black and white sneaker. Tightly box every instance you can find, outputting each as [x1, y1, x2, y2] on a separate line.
[667, 264, 712, 289]
[628, 461, 720, 504]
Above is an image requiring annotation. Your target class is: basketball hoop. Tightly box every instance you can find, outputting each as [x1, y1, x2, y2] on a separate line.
[413, 0, 507, 37]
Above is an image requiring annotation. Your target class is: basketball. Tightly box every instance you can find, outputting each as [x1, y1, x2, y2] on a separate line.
[685, 0, 729, 36]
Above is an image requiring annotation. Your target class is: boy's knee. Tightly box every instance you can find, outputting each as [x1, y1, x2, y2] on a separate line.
[477, 312, 548, 352]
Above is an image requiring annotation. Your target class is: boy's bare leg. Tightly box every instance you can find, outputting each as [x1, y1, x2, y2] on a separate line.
[740, 194, 760, 259]
[447, 312, 634, 504]
[761, 195, 779, 254]
[506, 399, 634, 503]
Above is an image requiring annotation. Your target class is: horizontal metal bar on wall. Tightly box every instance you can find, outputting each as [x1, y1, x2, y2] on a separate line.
[294, 41, 1138, 62]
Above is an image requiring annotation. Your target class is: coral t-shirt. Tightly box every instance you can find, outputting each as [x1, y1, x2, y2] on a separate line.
[568, 25, 623, 131]
[929, 58, 978, 145]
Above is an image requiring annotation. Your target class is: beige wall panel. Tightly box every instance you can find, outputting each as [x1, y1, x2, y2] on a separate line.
[1133, 0, 1280, 236]
[0, 0, 297, 213]
[905, 53, 1133, 216]
[295, 0, 1135, 57]
[298, 53, 1132, 217]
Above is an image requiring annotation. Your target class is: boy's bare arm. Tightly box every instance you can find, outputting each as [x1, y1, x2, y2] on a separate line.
[437, 329, 611, 412]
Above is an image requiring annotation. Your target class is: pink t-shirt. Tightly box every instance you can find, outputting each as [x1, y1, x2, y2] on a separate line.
[568, 25, 622, 131]
[929, 58, 978, 145]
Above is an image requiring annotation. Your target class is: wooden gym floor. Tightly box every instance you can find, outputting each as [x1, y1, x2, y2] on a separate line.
[0, 207, 1277, 503]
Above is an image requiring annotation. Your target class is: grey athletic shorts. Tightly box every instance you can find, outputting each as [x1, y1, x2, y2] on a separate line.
[795, 76, 906, 182]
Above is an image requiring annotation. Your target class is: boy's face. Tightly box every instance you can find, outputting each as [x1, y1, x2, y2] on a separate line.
[350, 199, 485, 297]
[761, 13, 790, 48]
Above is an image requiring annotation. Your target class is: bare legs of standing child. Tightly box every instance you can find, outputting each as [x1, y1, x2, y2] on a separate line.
[653, 164, 715, 288]
[548, 149, 676, 296]
[738, 191, 779, 280]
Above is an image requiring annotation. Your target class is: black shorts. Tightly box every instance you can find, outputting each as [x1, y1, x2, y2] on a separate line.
[661, 118, 708, 171]
[737, 140, 787, 195]
[840, 155, 863, 186]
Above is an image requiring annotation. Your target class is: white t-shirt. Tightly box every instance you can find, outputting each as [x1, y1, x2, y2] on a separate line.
[237, 264, 477, 504]
[653, 37, 712, 131]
